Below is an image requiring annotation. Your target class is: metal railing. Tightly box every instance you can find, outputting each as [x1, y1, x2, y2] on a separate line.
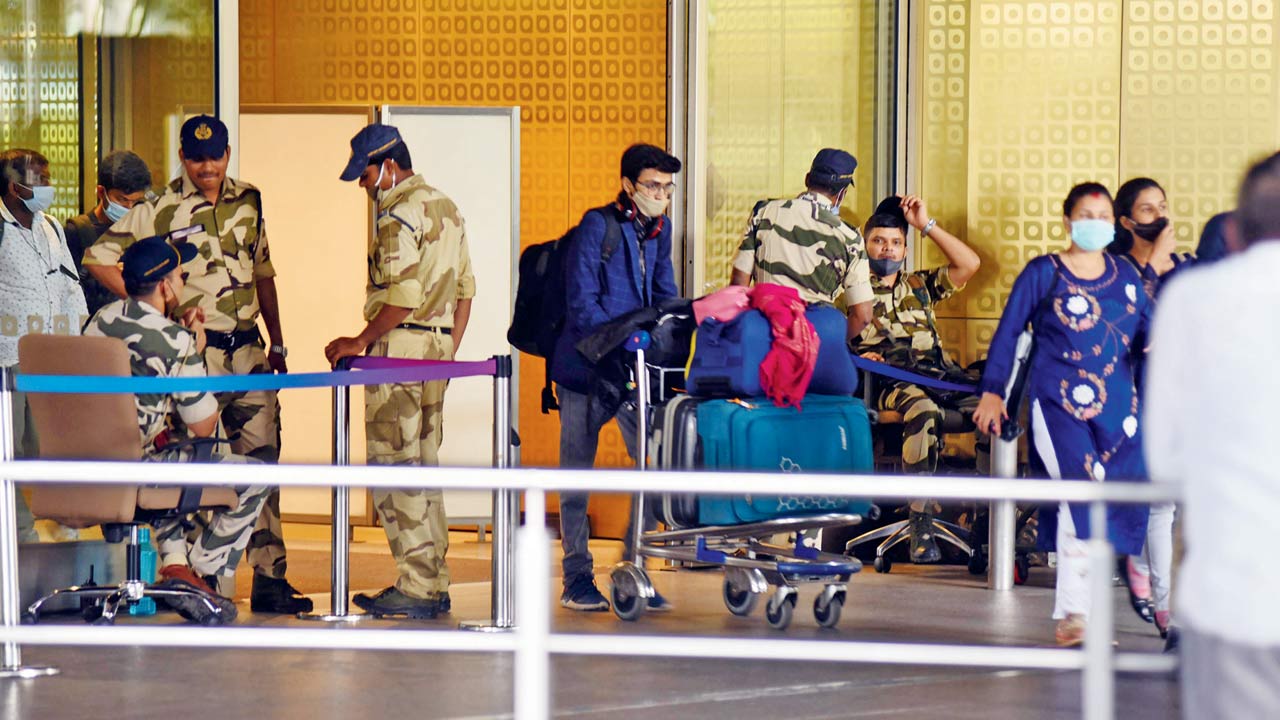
[0, 456, 1180, 719]
[0, 362, 1181, 719]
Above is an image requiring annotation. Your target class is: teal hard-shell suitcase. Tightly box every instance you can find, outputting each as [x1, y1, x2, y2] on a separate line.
[694, 394, 875, 525]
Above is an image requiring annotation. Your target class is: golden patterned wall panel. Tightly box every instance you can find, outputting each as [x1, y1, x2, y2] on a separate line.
[919, 0, 971, 320]
[1120, 0, 1280, 248]
[240, 0, 667, 468]
[965, 0, 1122, 319]
[0, 2, 81, 220]
[922, 0, 1280, 362]
[702, 0, 872, 291]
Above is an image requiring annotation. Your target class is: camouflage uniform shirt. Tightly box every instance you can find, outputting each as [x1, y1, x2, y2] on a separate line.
[856, 265, 963, 374]
[83, 174, 275, 333]
[732, 192, 874, 307]
[367, 174, 476, 324]
[84, 298, 218, 454]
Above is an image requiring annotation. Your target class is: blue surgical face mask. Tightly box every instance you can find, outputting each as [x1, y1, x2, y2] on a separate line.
[1070, 219, 1114, 252]
[869, 257, 904, 276]
[18, 183, 55, 214]
[104, 199, 129, 223]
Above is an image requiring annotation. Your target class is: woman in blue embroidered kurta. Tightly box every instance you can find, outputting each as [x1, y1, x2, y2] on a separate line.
[973, 183, 1153, 646]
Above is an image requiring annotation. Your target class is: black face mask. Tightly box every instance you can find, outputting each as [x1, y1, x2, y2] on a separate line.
[1129, 216, 1169, 242]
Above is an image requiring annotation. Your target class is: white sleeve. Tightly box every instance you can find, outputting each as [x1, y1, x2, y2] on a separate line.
[1143, 276, 1191, 485]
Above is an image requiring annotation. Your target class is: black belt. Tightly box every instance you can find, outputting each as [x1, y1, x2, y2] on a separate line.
[204, 327, 263, 353]
[396, 323, 451, 335]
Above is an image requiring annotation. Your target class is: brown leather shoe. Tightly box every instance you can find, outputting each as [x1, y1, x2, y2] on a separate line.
[159, 564, 216, 595]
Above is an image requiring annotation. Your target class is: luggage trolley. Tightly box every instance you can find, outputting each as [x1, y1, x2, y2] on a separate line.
[607, 331, 876, 630]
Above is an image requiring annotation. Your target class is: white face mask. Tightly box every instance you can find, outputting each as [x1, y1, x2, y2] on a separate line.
[374, 161, 397, 202]
[18, 183, 55, 214]
[629, 185, 669, 218]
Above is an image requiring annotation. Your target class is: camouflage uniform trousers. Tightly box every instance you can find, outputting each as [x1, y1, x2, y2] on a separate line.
[152, 452, 271, 579]
[877, 381, 988, 513]
[203, 341, 288, 580]
[365, 327, 453, 600]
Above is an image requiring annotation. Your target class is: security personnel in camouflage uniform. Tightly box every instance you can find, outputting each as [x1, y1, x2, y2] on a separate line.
[326, 123, 475, 619]
[82, 116, 310, 613]
[730, 148, 875, 338]
[84, 235, 271, 621]
[854, 194, 982, 563]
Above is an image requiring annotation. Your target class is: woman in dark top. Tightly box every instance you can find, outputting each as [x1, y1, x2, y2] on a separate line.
[1110, 177, 1190, 639]
[973, 182, 1153, 646]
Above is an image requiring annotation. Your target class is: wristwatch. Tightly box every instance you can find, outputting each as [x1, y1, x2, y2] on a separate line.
[270, 344, 288, 358]
[921, 218, 937, 236]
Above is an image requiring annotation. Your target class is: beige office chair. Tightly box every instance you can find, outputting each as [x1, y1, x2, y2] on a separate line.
[18, 334, 238, 625]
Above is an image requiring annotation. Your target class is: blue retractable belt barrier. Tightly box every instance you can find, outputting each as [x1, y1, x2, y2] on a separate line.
[14, 359, 499, 395]
[849, 353, 978, 395]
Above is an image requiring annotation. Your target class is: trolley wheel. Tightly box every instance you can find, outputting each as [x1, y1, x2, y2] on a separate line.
[611, 583, 645, 622]
[91, 614, 114, 626]
[723, 578, 758, 617]
[1013, 554, 1030, 586]
[813, 591, 844, 629]
[81, 604, 104, 623]
[873, 555, 892, 574]
[764, 591, 797, 631]
[20, 612, 36, 625]
[967, 549, 987, 576]
[609, 564, 651, 623]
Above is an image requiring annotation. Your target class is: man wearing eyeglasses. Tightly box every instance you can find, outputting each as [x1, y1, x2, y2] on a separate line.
[549, 143, 682, 613]
[730, 148, 875, 341]
[82, 116, 311, 615]
[0, 148, 89, 542]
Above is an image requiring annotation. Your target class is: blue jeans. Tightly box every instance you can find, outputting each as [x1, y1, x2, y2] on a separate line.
[556, 385, 653, 586]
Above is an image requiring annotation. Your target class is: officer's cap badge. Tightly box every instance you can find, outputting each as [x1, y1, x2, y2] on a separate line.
[195, 123, 213, 141]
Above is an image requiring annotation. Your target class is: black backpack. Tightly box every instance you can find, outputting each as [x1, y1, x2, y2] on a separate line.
[507, 205, 622, 412]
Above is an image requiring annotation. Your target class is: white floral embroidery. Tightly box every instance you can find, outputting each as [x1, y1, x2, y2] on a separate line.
[1125, 284, 1137, 303]
[1071, 384, 1097, 405]
[1123, 415, 1138, 438]
[1093, 463, 1107, 482]
[1066, 295, 1089, 315]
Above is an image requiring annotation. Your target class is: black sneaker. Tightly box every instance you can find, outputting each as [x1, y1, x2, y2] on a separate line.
[157, 578, 238, 624]
[909, 510, 942, 563]
[647, 589, 673, 612]
[250, 574, 314, 614]
[560, 576, 609, 611]
[352, 586, 443, 619]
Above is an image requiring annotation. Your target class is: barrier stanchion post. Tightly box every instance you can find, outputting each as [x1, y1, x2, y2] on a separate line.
[514, 487, 551, 720]
[299, 379, 366, 623]
[462, 355, 516, 631]
[988, 436, 1017, 590]
[0, 367, 57, 678]
[1083, 499, 1115, 720]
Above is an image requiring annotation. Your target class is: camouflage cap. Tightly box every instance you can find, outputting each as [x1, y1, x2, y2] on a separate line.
[340, 123, 404, 181]
[180, 115, 229, 160]
[121, 236, 198, 286]
[809, 148, 857, 188]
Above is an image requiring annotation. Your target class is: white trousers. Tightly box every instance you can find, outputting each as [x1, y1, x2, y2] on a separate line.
[1031, 400, 1092, 620]
[1130, 502, 1176, 612]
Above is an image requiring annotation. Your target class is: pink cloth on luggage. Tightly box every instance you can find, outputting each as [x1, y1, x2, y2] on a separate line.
[692, 285, 751, 324]
[749, 284, 819, 409]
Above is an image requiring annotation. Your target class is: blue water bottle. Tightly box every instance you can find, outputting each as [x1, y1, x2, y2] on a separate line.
[129, 527, 158, 616]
